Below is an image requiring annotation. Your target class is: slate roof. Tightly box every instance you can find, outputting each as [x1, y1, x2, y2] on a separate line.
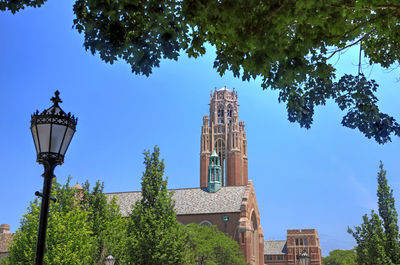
[106, 185, 247, 217]
[264, 240, 287, 255]
[0, 234, 14, 253]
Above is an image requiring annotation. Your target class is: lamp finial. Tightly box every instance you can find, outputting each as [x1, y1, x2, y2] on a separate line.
[51, 90, 62, 105]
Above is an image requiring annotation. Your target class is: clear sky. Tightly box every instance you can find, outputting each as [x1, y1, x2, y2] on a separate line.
[1, 1, 399, 257]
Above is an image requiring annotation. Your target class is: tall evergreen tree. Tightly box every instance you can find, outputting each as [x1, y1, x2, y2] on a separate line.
[348, 162, 400, 265]
[127, 146, 186, 265]
[81, 181, 128, 264]
[376, 162, 400, 263]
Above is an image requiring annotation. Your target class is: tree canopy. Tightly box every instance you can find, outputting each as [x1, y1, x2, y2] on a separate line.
[348, 162, 400, 265]
[323, 249, 356, 265]
[1, 0, 400, 143]
[183, 223, 247, 265]
[6, 177, 127, 265]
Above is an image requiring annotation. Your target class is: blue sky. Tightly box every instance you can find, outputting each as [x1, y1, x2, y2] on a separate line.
[1, 1, 400, 257]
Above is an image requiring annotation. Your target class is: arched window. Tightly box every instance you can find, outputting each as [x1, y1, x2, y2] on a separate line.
[217, 106, 224, 117]
[199, 220, 212, 226]
[227, 104, 232, 117]
[251, 212, 258, 259]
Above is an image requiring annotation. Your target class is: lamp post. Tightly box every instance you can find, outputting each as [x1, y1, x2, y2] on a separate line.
[105, 255, 116, 265]
[30, 91, 77, 265]
[297, 249, 311, 265]
[222, 215, 229, 234]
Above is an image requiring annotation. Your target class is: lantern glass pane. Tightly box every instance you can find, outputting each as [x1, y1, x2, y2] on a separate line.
[37, 124, 51, 153]
[30, 125, 40, 154]
[50, 124, 67, 153]
[60, 127, 75, 156]
[298, 257, 309, 265]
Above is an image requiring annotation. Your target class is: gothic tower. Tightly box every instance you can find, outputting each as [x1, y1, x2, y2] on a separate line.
[200, 86, 248, 188]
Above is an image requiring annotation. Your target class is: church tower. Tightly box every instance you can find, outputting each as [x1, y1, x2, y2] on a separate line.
[200, 87, 248, 188]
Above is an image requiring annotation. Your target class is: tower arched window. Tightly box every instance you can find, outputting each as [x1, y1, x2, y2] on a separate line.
[218, 107, 224, 117]
[227, 104, 232, 117]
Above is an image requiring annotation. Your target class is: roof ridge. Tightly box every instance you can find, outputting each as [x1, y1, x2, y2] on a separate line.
[106, 185, 248, 195]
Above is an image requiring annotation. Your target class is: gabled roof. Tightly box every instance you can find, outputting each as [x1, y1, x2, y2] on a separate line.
[106, 185, 247, 217]
[264, 240, 287, 255]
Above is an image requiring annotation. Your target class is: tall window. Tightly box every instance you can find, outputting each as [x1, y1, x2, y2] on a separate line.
[251, 212, 257, 258]
[227, 104, 232, 117]
[218, 107, 224, 117]
[295, 237, 308, 246]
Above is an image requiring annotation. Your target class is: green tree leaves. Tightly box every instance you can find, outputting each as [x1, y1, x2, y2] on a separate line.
[2, 1, 400, 143]
[0, 0, 47, 13]
[348, 162, 400, 265]
[72, 0, 188, 76]
[323, 249, 356, 265]
[8, 178, 96, 264]
[376, 162, 400, 262]
[127, 146, 186, 265]
[184, 223, 247, 265]
[7, 177, 127, 265]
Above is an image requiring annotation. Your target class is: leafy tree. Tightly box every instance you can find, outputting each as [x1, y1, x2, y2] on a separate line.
[81, 181, 129, 264]
[323, 249, 356, 265]
[127, 146, 187, 265]
[0, 256, 7, 265]
[8, 178, 95, 264]
[2, 0, 400, 143]
[376, 162, 400, 262]
[183, 223, 247, 265]
[348, 162, 400, 265]
[7, 177, 127, 264]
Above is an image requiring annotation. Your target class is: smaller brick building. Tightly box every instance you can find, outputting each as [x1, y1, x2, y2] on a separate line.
[264, 229, 322, 265]
[0, 224, 14, 260]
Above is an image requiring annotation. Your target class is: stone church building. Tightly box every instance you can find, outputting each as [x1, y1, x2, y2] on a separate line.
[107, 87, 322, 265]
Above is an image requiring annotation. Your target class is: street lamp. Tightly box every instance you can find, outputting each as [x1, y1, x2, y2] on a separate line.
[31, 91, 77, 265]
[297, 249, 311, 265]
[105, 255, 116, 265]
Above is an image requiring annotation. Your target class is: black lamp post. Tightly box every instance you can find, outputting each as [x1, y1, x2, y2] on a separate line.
[297, 249, 311, 265]
[30, 91, 77, 265]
